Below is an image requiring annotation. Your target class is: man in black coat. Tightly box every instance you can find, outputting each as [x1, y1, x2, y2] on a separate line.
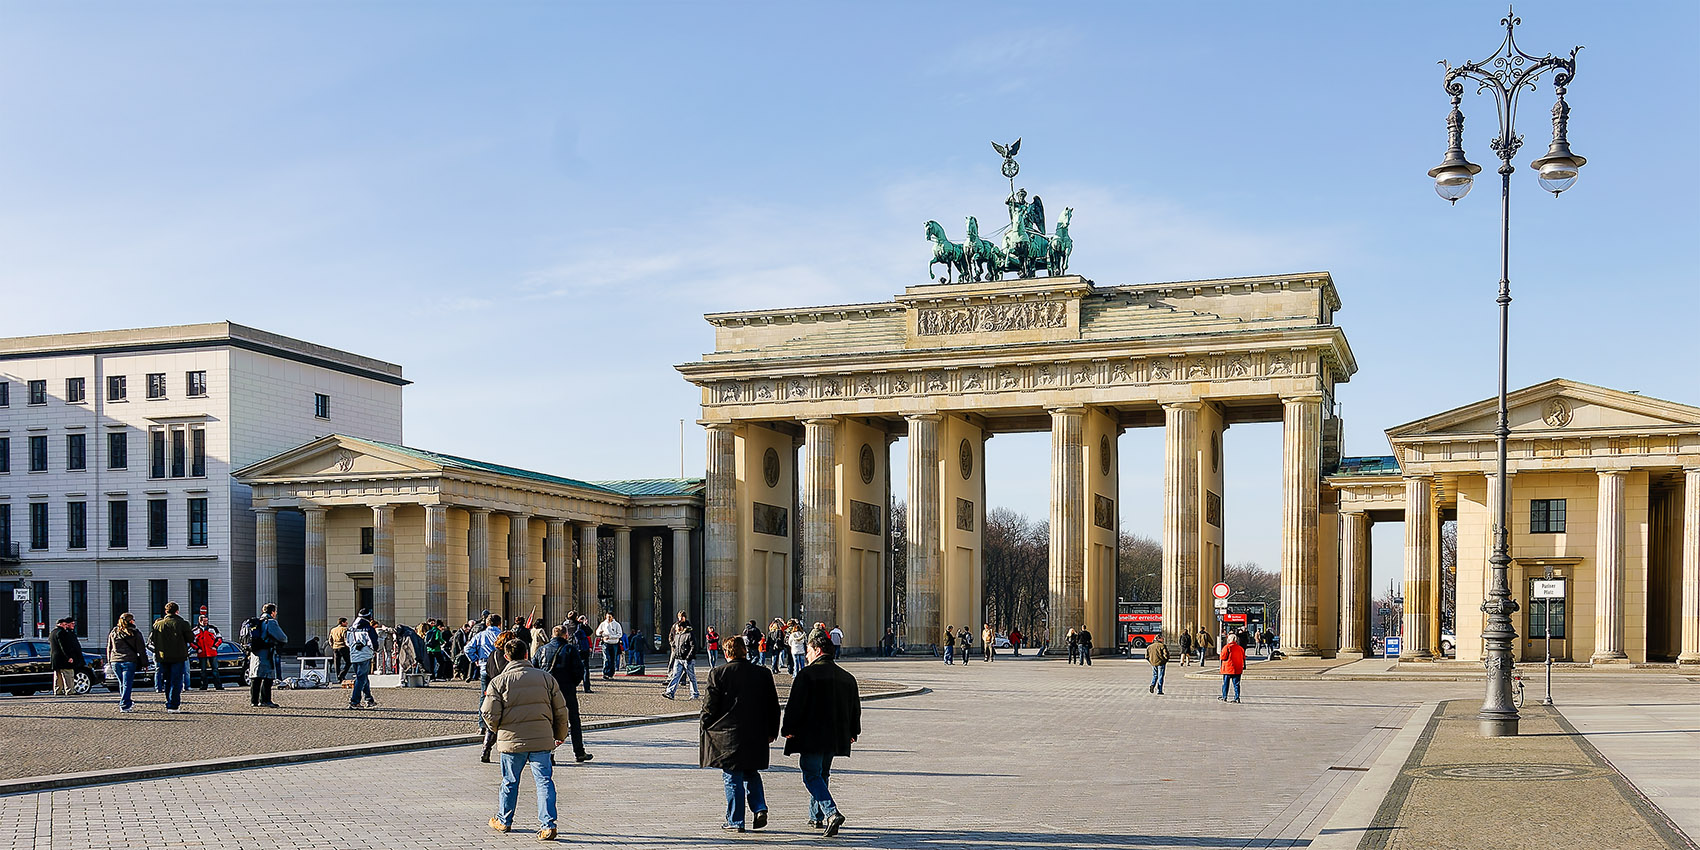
[700, 635, 779, 833]
[781, 632, 860, 837]
[534, 626, 594, 764]
[49, 618, 86, 695]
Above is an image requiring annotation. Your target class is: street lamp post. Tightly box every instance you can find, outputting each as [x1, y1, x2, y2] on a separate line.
[1430, 9, 1586, 738]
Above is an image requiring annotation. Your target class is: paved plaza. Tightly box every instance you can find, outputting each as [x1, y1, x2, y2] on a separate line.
[1, 657, 1693, 849]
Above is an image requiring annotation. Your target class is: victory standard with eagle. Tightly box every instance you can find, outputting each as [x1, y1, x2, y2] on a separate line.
[926, 139, 1073, 283]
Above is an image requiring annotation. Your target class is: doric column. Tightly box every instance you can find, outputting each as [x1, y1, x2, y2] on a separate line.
[254, 507, 278, 614]
[1678, 468, 1700, 664]
[372, 504, 396, 624]
[1338, 510, 1370, 657]
[466, 508, 491, 622]
[1280, 395, 1323, 656]
[671, 525, 693, 624]
[703, 424, 738, 638]
[424, 504, 448, 623]
[1161, 402, 1200, 647]
[1592, 470, 1628, 663]
[801, 418, 839, 626]
[1049, 407, 1086, 649]
[576, 521, 600, 617]
[1401, 476, 1434, 660]
[302, 505, 328, 642]
[904, 413, 941, 649]
[545, 519, 568, 626]
[508, 514, 532, 622]
[613, 526, 633, 626]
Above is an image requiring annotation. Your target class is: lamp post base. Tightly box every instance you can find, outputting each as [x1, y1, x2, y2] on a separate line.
[1479, 715, 1520, 738]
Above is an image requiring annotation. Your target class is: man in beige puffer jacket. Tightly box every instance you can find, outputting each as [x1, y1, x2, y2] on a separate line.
[481, 640, 570, 841]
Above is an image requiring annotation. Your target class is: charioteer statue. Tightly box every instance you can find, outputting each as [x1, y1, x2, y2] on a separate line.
[925, 139, 1073, 283]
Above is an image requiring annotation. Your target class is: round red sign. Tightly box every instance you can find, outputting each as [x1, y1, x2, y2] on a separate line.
[1213, 582, 1231, 600]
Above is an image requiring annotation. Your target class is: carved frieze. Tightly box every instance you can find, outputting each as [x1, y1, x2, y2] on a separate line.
[916, 300, 1069, 336]
[849, 499, 881, 535]
[1093, 494, 1114, 530]
[955, 497, 975, 531]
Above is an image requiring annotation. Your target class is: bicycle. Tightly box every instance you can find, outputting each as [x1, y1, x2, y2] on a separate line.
[1512, 672, 1526, 708]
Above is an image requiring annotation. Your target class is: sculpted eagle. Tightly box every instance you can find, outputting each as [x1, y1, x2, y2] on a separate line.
[992, 138, 1021, 158]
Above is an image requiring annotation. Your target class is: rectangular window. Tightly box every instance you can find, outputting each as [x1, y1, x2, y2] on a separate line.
[148, 499, 168, 547]
[109, 580, 129, 629]
[29, 435, 47, 472]
[67, 501, 86, 549]
[0, 436, 9, 473]
[146, 373, 166, 399]
[69, 581, 87, 637]
[107, 375, 127, 401]
[109, 500, 128, 548]
[65, 378, 85, 404]
[149, 429, 166, 478]
[314, 393, 331, 419]
[190, 579, 208, 622]
[190, 428, 205, 477]
[66, 434, 86, 471]
[360, 526, 374, 555]
[1528, 595, 1567, 639]
[186, 371, 207, 397]
[187, 498, 207, 547]
[150, 579, 168, 623]
[1530, 499, 1567, 534]
[28, 380, 46, 405]
[0, 504, 10, 551]
[0, 381, 8, 406]
[170, 429, 186, 478]
[108, 432, 127, 470]
[29, 503, 48, 549]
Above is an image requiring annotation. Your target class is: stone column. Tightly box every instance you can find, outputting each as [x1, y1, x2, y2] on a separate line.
[508, 514, 532, 622]
[1338, 510, 1370, 657]
[423, 504, 448, 623]
[466, 508, 491, 622]
[254, 507, 278, 613]
[1049, 407, 1085, 649]
[1678, 468, 1700, 664]
[302, 505, 327, 642]
[545, 519, 568, 626]
[1592, 470, 1629, 663]
[372, 504, 396, 625]
[671, 525, 693, 625]
[904, 413, 941, 650]
[1280, 396, 1322, 656]
[614, 526, 633, 626]
[577, 522, 600, 617]
[1161, 403, 1200, 647]
[703, 424, 738, 639]
[801, 418, 839, 626]
[1401, 477, 1434, 660]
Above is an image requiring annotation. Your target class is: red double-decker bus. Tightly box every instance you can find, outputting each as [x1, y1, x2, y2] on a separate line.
[1118, 601, 1161, 649]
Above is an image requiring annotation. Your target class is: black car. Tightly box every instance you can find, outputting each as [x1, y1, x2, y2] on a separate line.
[126, 638, 250, 689]
[0, 637, 108, 695]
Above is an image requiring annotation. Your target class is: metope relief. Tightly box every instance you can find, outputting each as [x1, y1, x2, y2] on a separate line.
[916, 299, 1069, 337]
[955, 498, 975, 531]
[849, 500, 882, 535]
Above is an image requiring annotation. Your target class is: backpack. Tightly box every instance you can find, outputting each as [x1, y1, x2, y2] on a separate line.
[239, 617, 270, 652]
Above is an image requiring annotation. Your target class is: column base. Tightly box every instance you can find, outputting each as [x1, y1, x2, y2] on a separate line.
[1589, 652, 1630, 665]
[1336, 650, 1367, 661]
[1677, 653, 1700, 665]
[1281, 648, 1320, 658]
[1397, 653, 1436, 663]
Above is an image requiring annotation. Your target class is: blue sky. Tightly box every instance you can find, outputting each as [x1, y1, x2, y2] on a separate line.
[3, 1, 1695, 595]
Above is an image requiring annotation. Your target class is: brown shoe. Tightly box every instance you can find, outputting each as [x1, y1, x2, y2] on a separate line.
[489, 817, 510, 833]
[538, 827, 557, 841]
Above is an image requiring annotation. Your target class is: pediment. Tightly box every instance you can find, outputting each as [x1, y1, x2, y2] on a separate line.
[235, 435, 441, 480]
[1387, 379, 1700, 439]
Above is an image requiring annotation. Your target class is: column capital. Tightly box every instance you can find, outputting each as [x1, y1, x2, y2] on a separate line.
[1281, 393, 1326, 404]
[1339, 507, 1369, 517]
[1160, 400, 1203, 412]
[1047, 405, 1088, 415]
[612, 525, 633, 534]
[252, 506, 278, 515]
[424, 503, 448, 513]
[466, 506, 493, 516]
[575, 520, 599, 531]
[668, 523, 695, 533]
[703, 421, 738, 433]
[802, 417, 840, 427]
[1597, 468, 1629, 480]
[901, 411, 943, 423]
[299, 503, 328, 515]
[545, 517, 568, 530]
[371, 503, 397, 515]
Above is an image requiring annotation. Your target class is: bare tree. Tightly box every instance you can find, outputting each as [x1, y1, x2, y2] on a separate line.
[1117, 532, 1161, 603]
[1222, 561, 1281, 628]
[889, 501, 906, 634]
[983, 507, 1048, 633]
[1440, 520, 1457, 633]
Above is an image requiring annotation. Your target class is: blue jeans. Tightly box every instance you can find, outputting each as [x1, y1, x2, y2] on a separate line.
[578, 649, 593, 692]
[159, 661, 186, 709]
[1221, 673, 1241, 701]
[113, 661, 136, 709]
[943, 645, 954, 664]
[664, 658, 698, 698]
[722, 769, 767, 827]
[601, 644, 618, 678]
[349, 661, 374, 707]
[791, 650, 804, 672]
[798, 752, 837, 821]
[497, 750, 556, 829]
[1150, 664, 1166, 692]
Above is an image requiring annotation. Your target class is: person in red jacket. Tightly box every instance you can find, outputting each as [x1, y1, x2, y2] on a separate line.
[192, 614, 224, 691]
[1218, 633, 1246, 703]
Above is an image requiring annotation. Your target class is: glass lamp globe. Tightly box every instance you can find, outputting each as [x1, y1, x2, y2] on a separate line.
[1535, 159, 1580, 195]
[1433, 167, 1475, 203]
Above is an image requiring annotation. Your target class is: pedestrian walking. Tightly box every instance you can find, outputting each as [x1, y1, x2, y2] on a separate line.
[1196, 627, 1211, 666]
[701, 633, 780, 833]
[426, 619, 450, 680]
[1219, 633, 1246, 703]
[942, 626, 956, 665]
[535, 625, 594, 764]
[829, 625, 844, 658]
[1077, 625, 1093, 666]
[981, 624, 995, 662]
[149, 602, 195, 713]
[782, 631, 860, 837]
[107, 612, 149, 712]
[595, 614, 623, 680]
[1009, 627, 1023, 656]
[246, 603, 288, 708]
[786, 620, 807, 674]
[481, 640, 570, 842]
[49, 617, 87, 695]
[192, 614, 224, 690]
[1146, 638, 1170, 695]
[705, 626, 722, 669]
[572, 614, 594, 693]
[346, 615, 377, 709]
[743, 620, 763, 659]
[664, 619, 701, 700]
[1179, 629, 1194, 666]
[329, 617, 351, 681]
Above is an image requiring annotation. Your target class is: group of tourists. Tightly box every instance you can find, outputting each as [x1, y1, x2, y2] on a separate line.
[1146, 629, 1248, 701]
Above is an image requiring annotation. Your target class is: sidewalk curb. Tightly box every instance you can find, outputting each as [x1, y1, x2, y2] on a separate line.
[0, 685, 926, 797]
[1307, 700, 1441, 850]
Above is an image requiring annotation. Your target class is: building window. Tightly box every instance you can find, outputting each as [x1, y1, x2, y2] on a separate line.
[108, 500, 128, 548]
[66, 434, 86, 471]
[314, 393, 331, 419]
[29, 435, 47, 472]
[108, 432, 127, 470]
[187, 498, 207, 547]
[149, 429, 166, 478]
[29, 503, 48, 550]
[1530, 499, 1567, 534]
[360, 526, 374, 555]
[109, 580, 129, 629]
[170, 429, 186, 478]
[1528, 591, 1567, 639]
[65, 378, 85, 404]
[149, 579, 168, 623]
[190, 428, 205, 477]
[146, 373, 166, 399]
[0, 436, 9, 473]
[107, 375, 127, 401]
[67, 501, 86, 549]
[186, 371, 207, 397]
[69, 581, 87, 636]
[0, 504, 11, 551]
[190, 579, 208, 622]
[28, 380, 46, 405]
[148, 499, 167, 547]
[0, 381, 8, 406]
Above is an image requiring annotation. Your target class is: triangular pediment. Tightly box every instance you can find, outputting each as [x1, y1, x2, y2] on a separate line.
[234, 435, 442, 480]
[1387, 379, 1700, 439]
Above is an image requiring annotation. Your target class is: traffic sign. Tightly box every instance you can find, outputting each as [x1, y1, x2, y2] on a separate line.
[1532, 579, 1566, 599]
[11, 588, 29, 602]
[1213, 598, 1229, 611]
[1212, 582, 1231, 600]
[1385, 636, 1402, 657]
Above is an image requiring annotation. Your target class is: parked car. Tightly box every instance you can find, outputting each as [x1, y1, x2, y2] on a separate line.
[0, 637, 107, 695]
[124, 638, 250, 690]
[1440, 632, 1456, 656]
[991, 634, 1012, 649]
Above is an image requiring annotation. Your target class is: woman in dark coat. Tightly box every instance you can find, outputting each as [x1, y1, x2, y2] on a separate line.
[700, 635, 780, 832]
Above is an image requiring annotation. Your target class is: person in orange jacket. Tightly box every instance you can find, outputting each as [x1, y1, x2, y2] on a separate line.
[192, 614, 224, 691]
[1218, 633, 1246, 703]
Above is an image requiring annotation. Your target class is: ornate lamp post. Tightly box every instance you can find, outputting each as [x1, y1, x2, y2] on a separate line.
[1429, 9, 1585, 738]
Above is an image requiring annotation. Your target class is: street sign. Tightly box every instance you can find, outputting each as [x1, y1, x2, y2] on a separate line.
[1532, 579, 1566, 599]
[1224, 613, 1248, 624]
[1385, 636, 1402, 657]
[1212, 582, 1231, 600]
[1378, 606, 1391, 617]
[10, 588, 28, 602]
[1213, 598, 1229, 611]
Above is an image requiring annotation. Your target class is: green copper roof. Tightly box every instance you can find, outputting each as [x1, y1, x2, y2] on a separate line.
[590, 478, 706, 497]
[357, 438, 624, 495]
[1329, 456, 1401, 477]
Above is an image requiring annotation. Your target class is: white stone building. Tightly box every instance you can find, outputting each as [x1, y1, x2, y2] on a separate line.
[0, 323, 404, 641]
